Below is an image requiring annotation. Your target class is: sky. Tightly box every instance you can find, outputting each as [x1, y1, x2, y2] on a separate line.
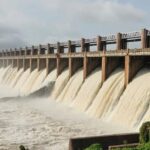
[0, 0, 149, 49]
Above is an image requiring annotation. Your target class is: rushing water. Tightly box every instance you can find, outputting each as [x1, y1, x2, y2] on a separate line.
[57, 68, 83, 104]
[87, 68, 124, 119]
[50, 69, 69, 100]
[0, 65, 150, 149]
[72, 68, 102, 112]
[108, 68, 150, 128]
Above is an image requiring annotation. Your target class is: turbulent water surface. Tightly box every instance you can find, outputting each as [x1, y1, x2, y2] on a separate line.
[0, 97, 128, 150]
[0, 65, 150, 149]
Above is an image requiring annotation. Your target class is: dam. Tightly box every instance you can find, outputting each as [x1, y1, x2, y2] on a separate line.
[0, 29, 150, 149]
[1, 29, 150, 86]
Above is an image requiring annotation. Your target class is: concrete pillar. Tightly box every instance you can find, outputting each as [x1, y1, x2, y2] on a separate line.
[23, 47, 30, 71]
[0, 51, 3, 67]
[125, 55, 144, 87]
[57, 55, 68, 77]
[4, 50, 7, 67]
[141, 28, 148, 49]
[83, 53, 101, 80]
[116, 33, 122, 50]
[83, 53, 88, 79]
[103, 42, 107, 51]
[2, 50, 5, 67]
[68, 40, 71, 53]
[81, 38, 89, 52]
[102, 56, 121, 83]
[47, 44, 50, 54]
[47, 43, 54, 54]
[81, 38, 85, 52]
[5, 49, 9, 67]
[97, 36, 103, 51]
[9, 49, 13, 67]
[37, 45, 41, 71]
[46, 44, 57, 76]
[37, 45, 46, 71]
[30, 46, 37, 72]
[16, 48, 19, 69]
[18, 48, 24, 70]
[116, 32, 127, 50]
[2, 50, 4, 67]
[68, 40, 76, 53]
[12, 48, 18, 68]
[57, 42, 64, 53]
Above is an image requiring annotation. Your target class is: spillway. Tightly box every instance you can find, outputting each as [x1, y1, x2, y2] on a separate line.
[2, 66, 17, 85]
[19, 69, 41, 96]
[56, 68, 83, 104]
[50, 69, 69, 100]
[0, 66, 11, 83]
[87, 68, 124, 119]
[30, 69, 46, 93]
[108, 67, 150, 128]
[14, 68, 31, 94]
[72, 68, 102, 112]
[10, 68, 24, 87]
[0, 63, 149, 130]
[42, 69, 57, 87]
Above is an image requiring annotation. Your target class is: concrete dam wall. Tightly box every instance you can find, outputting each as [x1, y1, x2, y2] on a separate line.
[0, 29, 150, 129]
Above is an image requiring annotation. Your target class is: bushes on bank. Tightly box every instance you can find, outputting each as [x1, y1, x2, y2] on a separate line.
[137, 142, 150, 150]
[139, 121, 150, 144]
[112, 142, 150, 150]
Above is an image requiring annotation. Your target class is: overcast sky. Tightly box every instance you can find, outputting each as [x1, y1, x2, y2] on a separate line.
[0, 0, 149, 49]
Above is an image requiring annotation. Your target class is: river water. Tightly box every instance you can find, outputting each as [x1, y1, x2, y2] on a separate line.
[0, 97, 129, 150]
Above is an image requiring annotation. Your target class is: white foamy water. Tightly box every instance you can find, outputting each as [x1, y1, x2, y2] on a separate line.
[0, 97, 129, 150]
[0, 64, 150, 149]
[57, 68, 83, 103]
[108, 68, 150, 128]
[50, 69, 69, 99]
[87, 68, 124, 119]
[30, 69, 46, 93]
[14, 68, 31, 93]
[20, 69, 41, 96]
[10, 68, 24, 87]
[2, 67, 17, 85]
[0, 66, 11, 83]
[42, 69, 57, 86]
[72, 68, 102, 112]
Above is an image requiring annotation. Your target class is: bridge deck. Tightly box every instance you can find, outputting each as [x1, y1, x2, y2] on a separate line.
[1, 49, 150, 59]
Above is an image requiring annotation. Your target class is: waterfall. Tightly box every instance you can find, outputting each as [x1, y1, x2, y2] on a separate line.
[50, 69, 69, 100]
[87, 68, 124, 119]
[57, 68, 83, 104]
[72, 68, 102, 112]
[0, 64, 149, 129]
[108, 68, 150, 128]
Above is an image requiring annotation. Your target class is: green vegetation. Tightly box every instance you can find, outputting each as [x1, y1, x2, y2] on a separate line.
[84, 143, 102, 150]
[137, 142, 150, 150]
[112, 142, 150, 150]
[112, 147, 136, 150]
[139, 122, 150, 143]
